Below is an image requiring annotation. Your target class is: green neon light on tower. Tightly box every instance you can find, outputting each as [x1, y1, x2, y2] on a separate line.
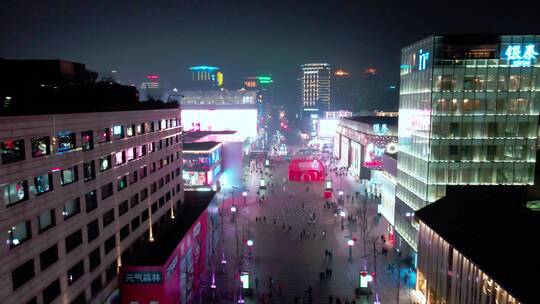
[257, 75, 273, 84]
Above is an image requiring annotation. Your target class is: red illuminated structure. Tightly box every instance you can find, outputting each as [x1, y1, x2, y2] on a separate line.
[288, 158, 325, 182]
[119, 191, 218, 304]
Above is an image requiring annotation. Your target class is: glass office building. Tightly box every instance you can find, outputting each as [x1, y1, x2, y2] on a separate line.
[396, 34, 540, 254]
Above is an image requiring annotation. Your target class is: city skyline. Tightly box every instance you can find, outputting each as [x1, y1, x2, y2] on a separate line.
[2, 0, 539, 108]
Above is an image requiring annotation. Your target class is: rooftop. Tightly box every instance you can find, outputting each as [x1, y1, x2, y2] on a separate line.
[415, 186, 538, 303]
[183, 141, 222, 152]
[124, 191, 216, 266]
[1, 59, 179, 116]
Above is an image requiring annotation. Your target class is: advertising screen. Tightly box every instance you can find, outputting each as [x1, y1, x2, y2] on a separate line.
[182, 109, 258, 137]
[318, 119, 338, 138]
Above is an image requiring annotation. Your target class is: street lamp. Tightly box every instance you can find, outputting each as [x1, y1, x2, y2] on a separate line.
[231, 205, 237, 222]
[242, 191, 247, 205]
[347, 239, 354, 261]
[247, 239, 254, 258]
[340, 210, 346, 230]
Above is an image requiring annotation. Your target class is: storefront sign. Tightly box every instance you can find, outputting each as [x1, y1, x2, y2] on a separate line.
[372, 123, 389, 135]
[418, 49, 430, 71]
[364, 161, 383, 168]
[123, 271, 162, 284]
[503, 44, 538, 67]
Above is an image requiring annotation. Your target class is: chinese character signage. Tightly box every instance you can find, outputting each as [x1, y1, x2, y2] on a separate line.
[503, 44, 538, 67]
[372, 123, 390, 135]
[123, 271, 162, 284]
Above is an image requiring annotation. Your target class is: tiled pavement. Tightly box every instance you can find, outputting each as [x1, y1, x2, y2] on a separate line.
[206, 157, 421, 304]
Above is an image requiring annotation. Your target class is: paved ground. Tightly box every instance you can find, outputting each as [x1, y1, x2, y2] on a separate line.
[207, 155, 420, 304]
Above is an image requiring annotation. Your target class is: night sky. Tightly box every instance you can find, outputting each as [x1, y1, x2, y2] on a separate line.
[2, 0, 539, 108]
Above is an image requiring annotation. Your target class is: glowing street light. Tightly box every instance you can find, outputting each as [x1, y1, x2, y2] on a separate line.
[242, 191, 247, 205]
[340, 210, 346, 230]
[347, 239, 354, 261]
[247, 239, 254, 258]
[231, 205, 237, 222]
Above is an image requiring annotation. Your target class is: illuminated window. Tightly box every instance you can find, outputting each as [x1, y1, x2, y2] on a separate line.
[117, 175, 127, 191]
[67, 260, 84, 286]
[63, 198, 80, 220]
[98, 128, 111, 143]
[37, 209, 55, 233]
[1, 138, 25, 164]
[57, 132, 76, 152]
[83, 161, 96, 182]
[8, 220, 31, 248]
[3, 180, 29, 206]
[81, 131, 94, 151]
[115, 151, 126, 166]
[127, 147, 136, 161]
[113, 125, 124, 139]
[126, 124, 135, 137]
[61, 166, 78, 186]
[33, 173, 53, 195]
[31, 137, 51, 158]
[99, 155, 111, 172]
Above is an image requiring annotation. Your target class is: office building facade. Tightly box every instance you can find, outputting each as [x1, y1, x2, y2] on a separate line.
[0, 109, 184, 304]
[396, 34, 540, 256]
[301, 63, 331, 112]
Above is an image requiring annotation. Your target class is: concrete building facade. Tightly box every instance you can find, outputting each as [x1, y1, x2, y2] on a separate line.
[0, 109, 184, 304]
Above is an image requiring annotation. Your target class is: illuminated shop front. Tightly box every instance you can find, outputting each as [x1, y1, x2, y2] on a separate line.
[120, 192, 219, 304]
[183, 142, 223, 190]
[335, 116, 398, 179]
[415, 187, 535, 304]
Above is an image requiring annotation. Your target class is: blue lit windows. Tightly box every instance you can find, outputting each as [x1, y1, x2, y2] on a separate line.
[113, 125, 124, 140]
[57, 132, 76, 153]
[33, 173, 53, 195]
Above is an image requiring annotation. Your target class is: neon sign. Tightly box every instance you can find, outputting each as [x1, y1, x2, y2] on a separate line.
[418, 49, 430, 71]
[503, 44, 538, 67]
[373, 123, 390, 135]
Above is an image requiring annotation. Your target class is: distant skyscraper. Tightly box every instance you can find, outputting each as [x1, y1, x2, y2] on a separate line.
[139, 74, 161, 100]
[189, 65, 223, 89]
[300, 63, 331, 111]
[243, 75, 274, 136]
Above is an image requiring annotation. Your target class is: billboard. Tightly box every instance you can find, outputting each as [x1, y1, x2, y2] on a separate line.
[182, 109, 258, 137]
[318, 119, 339, 138]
